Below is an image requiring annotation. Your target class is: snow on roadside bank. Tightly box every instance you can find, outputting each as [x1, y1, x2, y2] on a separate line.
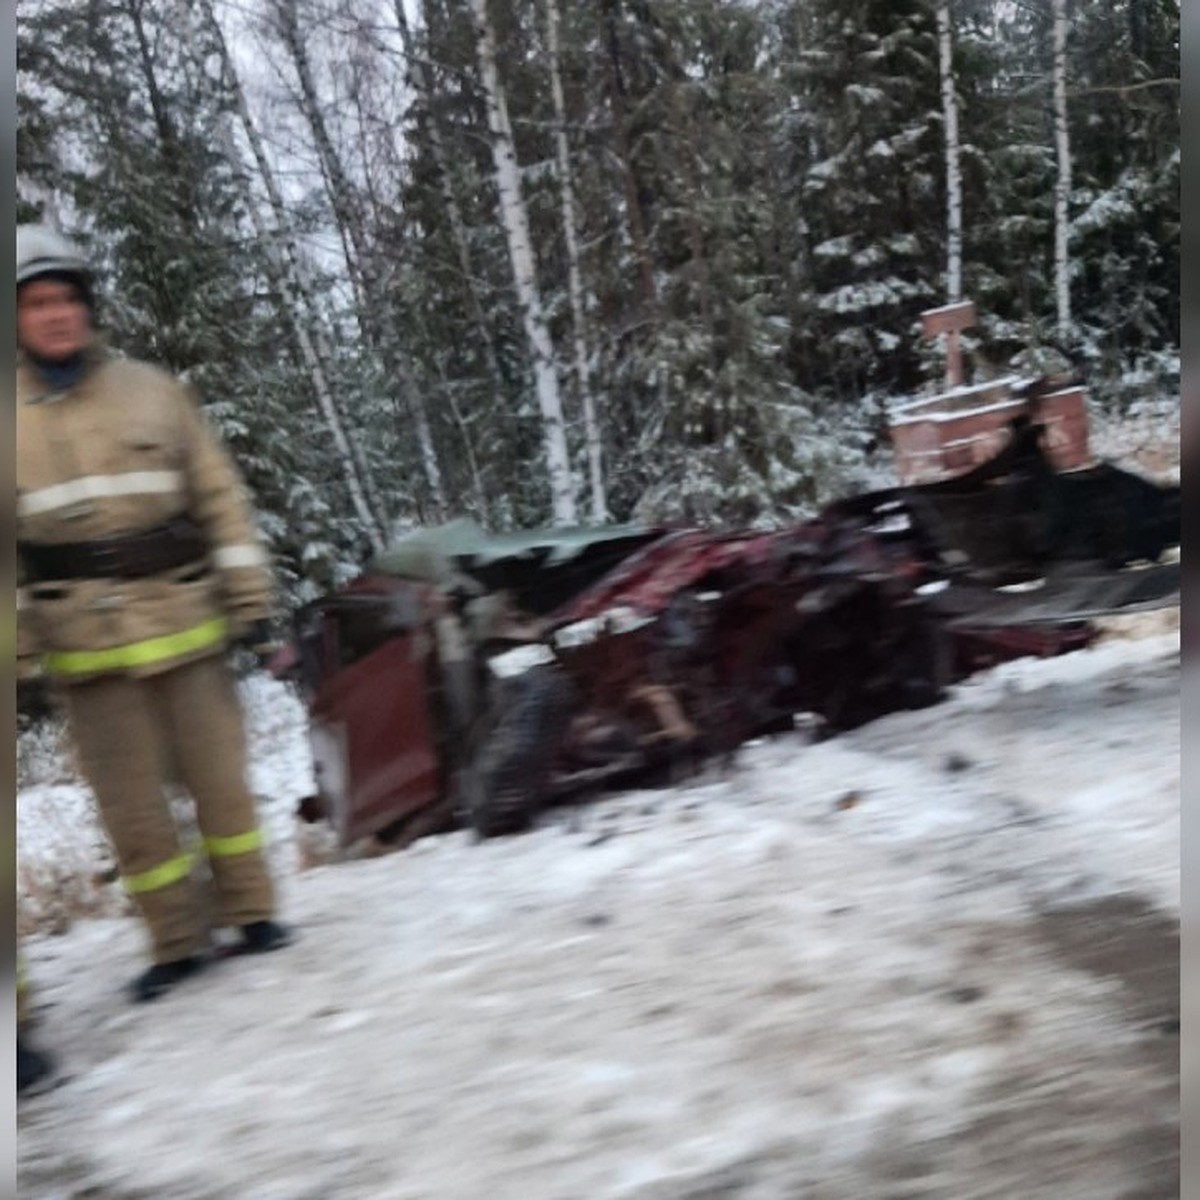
[1089, 395, 1181, 483]
[17, 630, 1179, 1199]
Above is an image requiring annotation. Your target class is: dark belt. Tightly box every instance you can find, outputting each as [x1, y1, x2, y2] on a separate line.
[19, 515, 210, 582]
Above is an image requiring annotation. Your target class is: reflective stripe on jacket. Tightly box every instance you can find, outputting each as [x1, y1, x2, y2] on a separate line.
[16, 347, 275, 681]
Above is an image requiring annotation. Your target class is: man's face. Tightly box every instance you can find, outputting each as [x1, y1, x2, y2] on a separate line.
[16, 277, 91, 361]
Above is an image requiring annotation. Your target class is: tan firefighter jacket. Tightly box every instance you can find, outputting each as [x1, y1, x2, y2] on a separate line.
[16, 344, 274, 683]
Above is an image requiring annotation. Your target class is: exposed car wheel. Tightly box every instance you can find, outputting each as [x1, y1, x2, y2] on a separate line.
[818, 606, 951, 732]
[896, 614, 952, 710]
[466, 663, 576, 837]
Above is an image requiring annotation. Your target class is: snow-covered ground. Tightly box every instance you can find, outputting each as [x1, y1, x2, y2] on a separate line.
[16, 622, 1179, 1199]
[1089, 395, 1181, 484]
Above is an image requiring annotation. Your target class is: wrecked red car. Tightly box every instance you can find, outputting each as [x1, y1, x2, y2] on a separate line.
[284, 406, 1179, 848]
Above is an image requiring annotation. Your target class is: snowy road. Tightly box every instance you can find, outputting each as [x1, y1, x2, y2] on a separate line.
[17, 630, 1179, 1199]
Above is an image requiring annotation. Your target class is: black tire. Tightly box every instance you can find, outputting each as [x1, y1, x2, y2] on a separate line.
[821, 609, 951, 732]
[466, 663, 576, 837]
[896, 614, 952, 710]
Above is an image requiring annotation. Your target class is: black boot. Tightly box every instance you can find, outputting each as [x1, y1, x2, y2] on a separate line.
[130, 954, 206, 1003]
[240, 920, 293, 953]
[18, 1036, 54, 1096]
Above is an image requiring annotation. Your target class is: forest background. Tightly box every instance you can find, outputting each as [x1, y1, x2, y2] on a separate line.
[16, 0, 1180, 603]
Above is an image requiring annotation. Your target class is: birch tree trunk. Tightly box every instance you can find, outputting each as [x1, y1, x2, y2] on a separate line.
[432, 349, 492, 525]
[545, 0, 607, 523]
[274, 0, 446, 523]
[1052, 0, 1072, 337]
[470, 0, 579, 525]
[337, 27, 448, 524]
[411, 394, 446, 523]
[936, 0, 963, 303]
[273, 0, 373, 320]
[199, 0, 388, 549]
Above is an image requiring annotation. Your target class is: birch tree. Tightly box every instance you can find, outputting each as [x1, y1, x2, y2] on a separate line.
[936, 0, 963, 302]
[1052, 0, 1072, 337]
[545, 0, 606, 522]
[200, 0, 389, 549]
[272, 0, 446, 523]
[469, 0, 579, 525]
[272, 0, 373, 327]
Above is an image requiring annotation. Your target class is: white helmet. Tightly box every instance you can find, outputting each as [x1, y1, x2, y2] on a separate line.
[16, 224, 89, 289]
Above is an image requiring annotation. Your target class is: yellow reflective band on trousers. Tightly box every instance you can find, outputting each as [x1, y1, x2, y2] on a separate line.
[121, 852, 195, 896]
[43, 617, 228, 677]
[204, 828, 265, 858]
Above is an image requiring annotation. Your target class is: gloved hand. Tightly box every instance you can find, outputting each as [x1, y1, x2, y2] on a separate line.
[17, 674, 52, 723]
[235, 618, 281, 669]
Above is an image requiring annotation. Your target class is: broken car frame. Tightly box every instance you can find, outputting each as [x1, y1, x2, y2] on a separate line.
[282, 387, 1178, 849]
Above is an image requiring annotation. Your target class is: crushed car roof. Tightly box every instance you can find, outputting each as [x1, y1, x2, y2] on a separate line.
[367, 519, 670, 612]
[372, 518, 658, 571]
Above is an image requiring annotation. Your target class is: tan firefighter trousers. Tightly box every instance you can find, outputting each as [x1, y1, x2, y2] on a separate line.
[63, 654, 275, 963]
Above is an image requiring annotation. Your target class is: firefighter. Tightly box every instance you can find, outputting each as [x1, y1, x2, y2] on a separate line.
[15, 224, 292, 1003]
